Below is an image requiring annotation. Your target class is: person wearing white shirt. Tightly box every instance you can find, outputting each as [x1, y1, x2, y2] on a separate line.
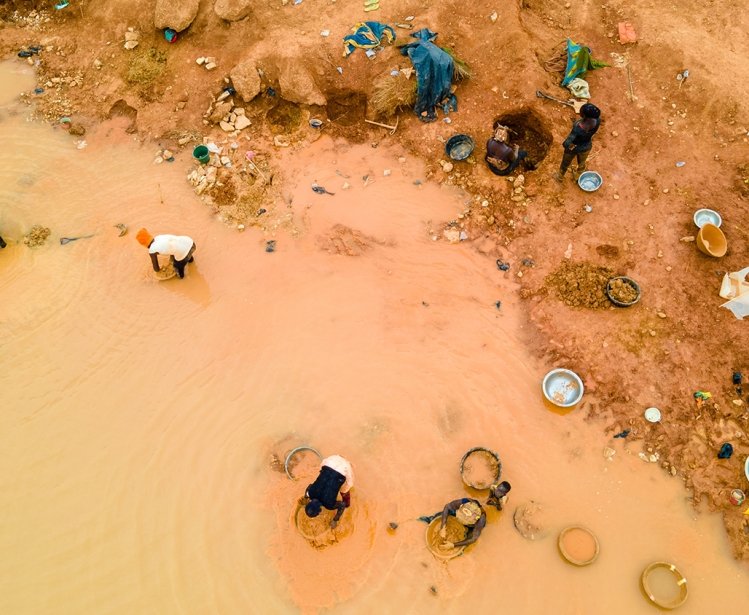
[136, 228, 196, 278]
[303, 454, 354, 529]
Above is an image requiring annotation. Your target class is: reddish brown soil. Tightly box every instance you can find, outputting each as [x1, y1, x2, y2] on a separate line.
[2, 0, 747, 559]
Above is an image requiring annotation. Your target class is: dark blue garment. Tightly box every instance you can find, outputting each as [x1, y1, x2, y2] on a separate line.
[306, 466, 346, 510]
[718, 443, 733, 459]
[400, 29, 455, 122]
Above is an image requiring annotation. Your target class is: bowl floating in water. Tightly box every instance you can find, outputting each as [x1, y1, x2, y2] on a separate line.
[577, 171, 602, 192]
[558, 526, 600, 566]
[445, 134, 475, 161]
[695, 223, 727, 257]
[641, 562, 688, 610]
[460, 447, 501, 490]
[606, 276, 641, 307]
[542, 368, 584, 407]
[692, 208, 722, 229]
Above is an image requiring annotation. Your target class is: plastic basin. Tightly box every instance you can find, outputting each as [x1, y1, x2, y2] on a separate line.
[445, 134, 475, 161]
[193, 145, 210, 164]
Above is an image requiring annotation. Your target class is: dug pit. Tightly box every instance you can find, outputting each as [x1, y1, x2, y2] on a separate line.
[494, 109, 553, 168]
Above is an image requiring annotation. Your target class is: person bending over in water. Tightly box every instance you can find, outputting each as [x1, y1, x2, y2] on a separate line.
[303, 454, 354, 529]
[486, 481, 512, 511]
[136, 228, 196, 279]
[439, 498, 487, 548]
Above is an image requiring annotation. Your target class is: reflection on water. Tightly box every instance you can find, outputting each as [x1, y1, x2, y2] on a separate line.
[1, 59, 747, 614]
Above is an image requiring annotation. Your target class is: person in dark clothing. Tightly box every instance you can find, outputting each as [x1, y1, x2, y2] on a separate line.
[303, 455, 354, 529]
[554, 102, 601, 182]
[0, 236, 6, 249]
[438, 498, 487, 549]
[485, 122, 535, 176]
[486, 481, 512, 511]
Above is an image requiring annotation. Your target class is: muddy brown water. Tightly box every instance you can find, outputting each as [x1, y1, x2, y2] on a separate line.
[1, 59, 747, 613]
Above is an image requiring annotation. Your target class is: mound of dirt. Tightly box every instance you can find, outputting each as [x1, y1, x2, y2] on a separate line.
[544, 261, 614, 309]
[23, 225, 50, 248]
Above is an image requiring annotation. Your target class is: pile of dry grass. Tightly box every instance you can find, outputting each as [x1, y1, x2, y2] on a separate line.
[370, 72, 417, 118]
[125, 47, 166, 87]
[441, 46, 472, 81]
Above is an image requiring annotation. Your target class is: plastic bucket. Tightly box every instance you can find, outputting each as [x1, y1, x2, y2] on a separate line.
[193, 145, 210, 164]
[695, 223, 727, 257]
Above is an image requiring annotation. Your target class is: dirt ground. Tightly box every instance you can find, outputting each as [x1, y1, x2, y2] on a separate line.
[2, 0, 747, 559]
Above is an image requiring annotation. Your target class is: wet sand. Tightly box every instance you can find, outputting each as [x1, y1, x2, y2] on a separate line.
[1, 62, 747, 613]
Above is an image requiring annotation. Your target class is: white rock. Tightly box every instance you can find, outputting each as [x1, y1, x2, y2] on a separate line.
[443, 228, 460, 243]
[490, 11, 497, 22]
[273, 135, 290, 147]
[205, 62, 217, 71]
[205, 56, 217, 64]
[124, 31, 139, 42]
[123, 41, 139, 50]
[196, 57, 206, 65]
[342, 182, 351, 190]
[154, 156, 164, 164]
[234, 107, 245, 115]
[162, 149, 173, 159]
[220, 155, 231, 165]
[93, 59, 102, 69]
[234, 115, 251, 130]
[383, 169, 391, 176]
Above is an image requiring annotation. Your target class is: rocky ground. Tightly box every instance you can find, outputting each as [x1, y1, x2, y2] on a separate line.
[1, 0, 748, 558]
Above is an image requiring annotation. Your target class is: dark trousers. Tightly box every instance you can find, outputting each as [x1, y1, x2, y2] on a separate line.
[172, 243, 196, 278]
[559, 149, 590, 175]
[486, 150, 530, 176]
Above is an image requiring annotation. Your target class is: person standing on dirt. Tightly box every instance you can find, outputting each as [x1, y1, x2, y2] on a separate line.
[136, 228, 196, 279]
[303, 454, 354, 529]
[485, 122, 535, 176]
[438, 498, 487, 548]
[554, 102, 601, 182]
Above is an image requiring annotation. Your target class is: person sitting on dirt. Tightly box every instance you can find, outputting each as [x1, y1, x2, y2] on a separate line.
[485, 122, 535, 176]
[554, 102, 601, 182]
[136, 228, 196, 279]
[439, 498, 487, 548]
[303, 454, 354, 529]
[486, 481, 512, 511]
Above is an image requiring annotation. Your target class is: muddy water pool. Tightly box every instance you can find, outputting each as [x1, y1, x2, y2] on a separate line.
[1, 60, 747, 614]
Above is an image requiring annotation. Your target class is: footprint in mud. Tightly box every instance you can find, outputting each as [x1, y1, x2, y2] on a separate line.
[436, 402, 463, 436]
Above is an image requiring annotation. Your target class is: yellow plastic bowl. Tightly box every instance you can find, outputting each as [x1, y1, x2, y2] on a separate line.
[695, 223, 727, 257]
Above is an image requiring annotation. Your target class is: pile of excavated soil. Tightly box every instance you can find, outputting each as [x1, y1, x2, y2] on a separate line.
[23, 225, 50, 247]
[544, 261, 614, 309]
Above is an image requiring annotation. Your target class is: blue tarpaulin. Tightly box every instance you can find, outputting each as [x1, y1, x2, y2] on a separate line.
[343, 22, 396, 57]
[400, 29, 456, 122]
[561, 39, 605, 86]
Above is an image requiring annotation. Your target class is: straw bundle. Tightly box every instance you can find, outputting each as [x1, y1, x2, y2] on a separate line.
[370, 72, 417, 117]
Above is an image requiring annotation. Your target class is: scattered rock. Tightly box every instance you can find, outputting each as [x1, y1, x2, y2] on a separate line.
[278, 59, 326, 106]
[230, 58, 262, 102]
[219, 120, 234, 132]
[68, 122, 86, 136]
[214, 0, 253, 21]
[154, 0, 200, 32]
[443, 228, 461, 243]
[234, 115, 251, 130]
[680, 236, 695, 242]
[273, 135, 290, 147]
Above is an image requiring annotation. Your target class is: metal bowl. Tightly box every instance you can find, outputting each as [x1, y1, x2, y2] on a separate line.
[459, 447, 501, 490]
[693, 208, 722, 229]
[558, 526, 600, 566]
[641, 562, 688, 609]
[606, 276, 641, 307]
[542, 368, 584, 407]
[445, 134, 475, 161]
[745, 456, 749, 482]
[577, 171, 603, 192]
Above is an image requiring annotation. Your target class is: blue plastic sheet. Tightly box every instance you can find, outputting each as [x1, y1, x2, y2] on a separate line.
[400, 29, 456, 122]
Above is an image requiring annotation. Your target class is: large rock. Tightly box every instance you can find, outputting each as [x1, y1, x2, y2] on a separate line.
[154, 0, 200, 32]
[214, 0, 252, 21]
[278, 60, 326, 106]
[230, 58, 262, 102]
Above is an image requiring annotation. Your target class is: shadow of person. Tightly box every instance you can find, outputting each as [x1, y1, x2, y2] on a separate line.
[165, 264, 211, 307]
